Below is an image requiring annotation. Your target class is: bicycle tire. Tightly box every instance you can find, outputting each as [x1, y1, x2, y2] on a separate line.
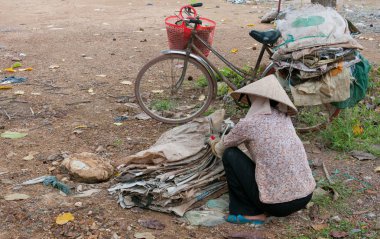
[262, 63, 340, 133]
[135, 54, 215, 124]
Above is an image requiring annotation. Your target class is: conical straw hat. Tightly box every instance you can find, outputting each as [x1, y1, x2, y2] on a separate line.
[231, 74, 298, 115]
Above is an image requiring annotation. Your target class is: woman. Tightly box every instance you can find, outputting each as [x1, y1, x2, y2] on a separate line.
[210, 75, 316, 225]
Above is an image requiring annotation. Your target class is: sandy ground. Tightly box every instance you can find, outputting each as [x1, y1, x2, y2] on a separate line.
[0, 0, 379, 238]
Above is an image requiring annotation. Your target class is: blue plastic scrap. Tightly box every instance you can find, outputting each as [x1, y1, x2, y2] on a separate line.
[0, 76, 27, 85]
[42, 176, 71, 195]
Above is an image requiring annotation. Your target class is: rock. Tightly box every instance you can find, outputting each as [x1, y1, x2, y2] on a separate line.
[365, 212, 376, 220]
[12, 57, 21, 61]
[74, 202, 83, 207]
[134, 232, 155, 239]
[61, 152, 114, 183]
[330, 215, 342, 222]
[76, 184, 83, 192]
[350, 151, 377, 160]
[138, 219, 165, 230]
[95, 145, 106, 153]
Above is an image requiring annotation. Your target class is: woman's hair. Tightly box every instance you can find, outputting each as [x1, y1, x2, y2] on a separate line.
[269, 99, 279, 108]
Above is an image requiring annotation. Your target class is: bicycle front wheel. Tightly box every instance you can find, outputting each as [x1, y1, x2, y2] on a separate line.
[135, 54, 215, 124]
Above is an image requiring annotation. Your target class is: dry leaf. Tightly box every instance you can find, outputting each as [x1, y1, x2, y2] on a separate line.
[134, 232, 155, 239]
[4, 193, 30, 201]
[375, 166, 380, 173]
[330, 230, 348, 238]
[230, 48, 238, 54]
[56, 212, 75, 225]
[352, 124, 364, 136]
[246, 23, 255, 27]
[312, 223, 328, 231]
[0, 85, 12, 90]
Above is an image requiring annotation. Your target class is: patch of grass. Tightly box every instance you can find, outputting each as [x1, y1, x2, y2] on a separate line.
[218, 67, 246, 88]
[319, 105, 380, 157]
[203, 107, 216, 116]
[195, 76, 208, 88]
[217, 82, 228, 97]
[113, 138, 123, 147]
[151, 99, 174, 111]
[297, 106, 328, 127]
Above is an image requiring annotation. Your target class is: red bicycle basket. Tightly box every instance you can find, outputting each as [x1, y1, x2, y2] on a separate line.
[165, 16, 216, 57]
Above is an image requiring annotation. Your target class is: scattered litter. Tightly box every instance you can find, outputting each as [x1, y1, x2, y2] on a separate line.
[1, 131, 28, 139]
[49, 65, 60, 69]
[20, 175, 71, 194]
[74, 202, 83, 207]
[227, 0, 247, 4]
[114, 116, 129, 122]
[55, 212, 75, 225]
[88, 88, 95, 95]
[23, 151, 39, 161]
[4, 193, 30, 201]
[375, 166, 380, 173]
[246, 23, 255, 27]
[0, 85, 12, 90]
[4, 68, 16, 73]
[18, 67, 33, 72]
[133, 112, 151, 120]
[184, 210, 225, 227]
[19, 53, 26, 57]
[134, 232, 155, 239]
[12, 62, 22, 68]
[43, 176, 71, 194]
[96, 74, 106, 77]
[14, 90, 25, 95]
[73, 189, 102, 198]
[230, 48, 238, 54]
[350, 151, 377, 161]
[261, 8, 278, 24]
[102, 22, 110, 26]
[120, 80, 132, 85]
[138, 219, 165, 230]
[61, 152, 114, 183]
[31, 92, 41, 95]
[49, 28, 64, 30]
[114, 122, 123, 126]
[84, 56, 93, 60]
[151, 90, 163, 93]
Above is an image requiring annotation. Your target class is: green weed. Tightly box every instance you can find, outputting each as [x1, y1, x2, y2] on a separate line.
[195, 76, 208, 88]
[151, 100, 174, 111]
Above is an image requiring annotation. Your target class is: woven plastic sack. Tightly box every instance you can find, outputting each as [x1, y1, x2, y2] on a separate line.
[332, 53, 370, 109]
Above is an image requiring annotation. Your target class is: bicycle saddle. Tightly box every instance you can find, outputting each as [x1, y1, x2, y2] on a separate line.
[249, 29, 281, 45]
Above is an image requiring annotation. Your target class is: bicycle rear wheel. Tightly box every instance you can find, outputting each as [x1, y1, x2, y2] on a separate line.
[135, 54, 215, 124]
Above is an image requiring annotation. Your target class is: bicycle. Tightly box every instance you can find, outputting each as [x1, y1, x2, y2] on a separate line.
[134, 3, 340, 132]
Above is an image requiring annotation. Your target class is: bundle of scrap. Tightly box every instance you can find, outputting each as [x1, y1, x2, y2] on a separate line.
[272, 5, 366, 107]
[108, 110, 227, 216]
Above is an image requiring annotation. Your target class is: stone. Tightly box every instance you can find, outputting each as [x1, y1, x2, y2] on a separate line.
[330, 215, 341, 222]
[74, 202, 83, 207]
[61, 152, 114, 183]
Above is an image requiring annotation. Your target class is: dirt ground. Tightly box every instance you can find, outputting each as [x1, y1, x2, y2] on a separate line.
[0, 0, 379, 238]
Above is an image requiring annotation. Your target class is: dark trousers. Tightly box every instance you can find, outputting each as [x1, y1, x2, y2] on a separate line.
[222, 147, 312, 217]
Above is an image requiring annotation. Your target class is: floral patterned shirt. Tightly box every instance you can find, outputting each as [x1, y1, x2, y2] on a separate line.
[223, 109, 316, 204]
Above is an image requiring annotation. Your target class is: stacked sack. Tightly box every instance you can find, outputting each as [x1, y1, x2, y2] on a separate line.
[272, 5, 370, 108]
[108, 110, 227, 216]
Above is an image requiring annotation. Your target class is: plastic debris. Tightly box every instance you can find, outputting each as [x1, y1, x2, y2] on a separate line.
[114, 116, 129, 122]
[88, 88, 95, 95]
[4, 193, 30, 201]
[375, 166, 380, 173]
[43, 176, 71, 195]
[96, 74, 106, 77]
[133, 112, 151, 120]
[4, 68, 16, 73]
[120, 80, 132, 85]
[184, 210, 226, 226]
[23, 151, 39, 161]
[55, 212, 75, 225]
[49, 65, 60, 69]
[114, 122, 123, 126]
[0, 85, 12, 90]
[12, 62, 22, 68]
[0, 76, 27, 84]
[73, 189, 102, 198]
[1, 131, 28, 139]
[14, 90, 25, 95]
[18, 67, 33, 72]
[21, 175, 50, 185]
